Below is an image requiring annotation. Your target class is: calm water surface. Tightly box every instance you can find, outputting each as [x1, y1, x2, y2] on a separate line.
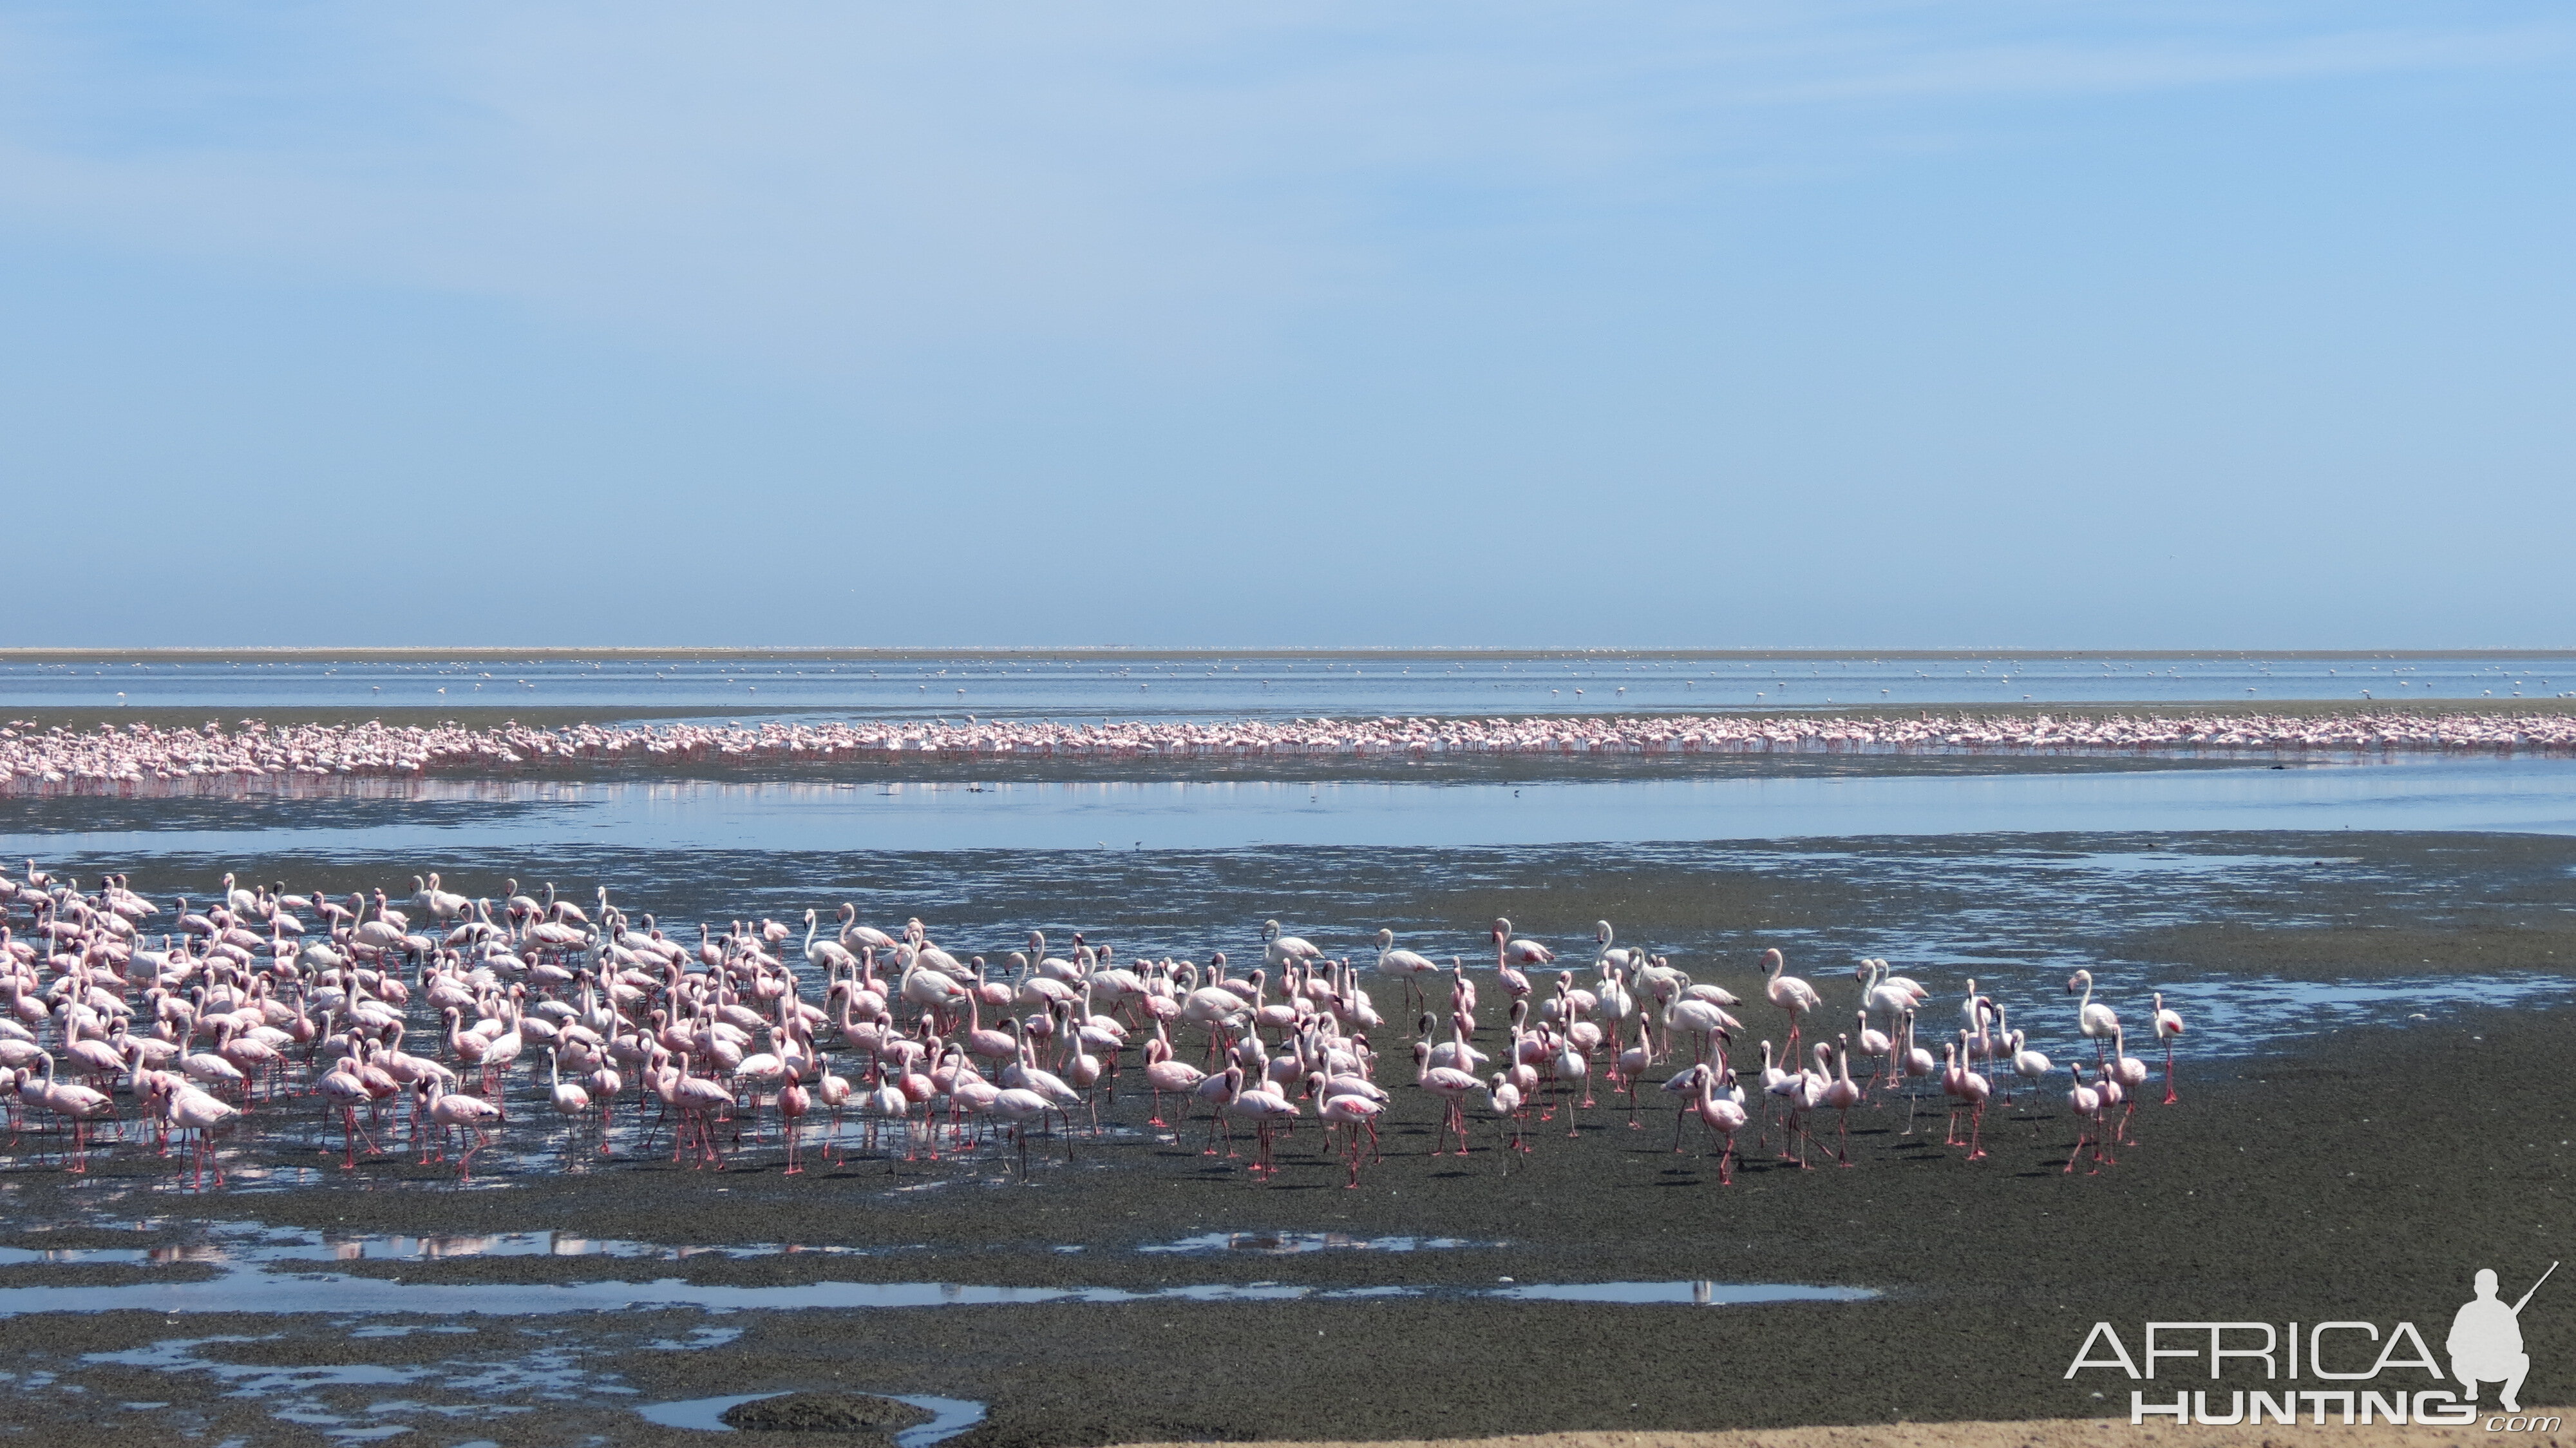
[8, 650, 2573, 719]
[12, 757, 2576, 855]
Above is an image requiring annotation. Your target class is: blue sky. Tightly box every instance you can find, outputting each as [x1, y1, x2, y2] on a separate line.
[3, 3, 2569, 648]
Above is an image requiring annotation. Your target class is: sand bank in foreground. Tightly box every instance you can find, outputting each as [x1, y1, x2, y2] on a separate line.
[1115, 1415, 2570, 1448]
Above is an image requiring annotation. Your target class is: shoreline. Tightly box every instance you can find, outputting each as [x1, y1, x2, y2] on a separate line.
[7, 695, 2576, 735]
[9, 706, 2576, 799]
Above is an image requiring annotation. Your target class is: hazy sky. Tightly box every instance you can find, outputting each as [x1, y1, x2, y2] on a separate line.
[4, 3, 2569, 648]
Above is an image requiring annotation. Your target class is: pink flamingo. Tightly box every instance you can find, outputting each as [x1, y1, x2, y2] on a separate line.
[2064, 1062, 2107, 1174]
[777, 1066, 813, 1175]
[23, 1056, 116, 1172]
[2067, 969, 2121, 1067]
[153, 1072, 241, 1190]
[1819, 1036, 1864, 1166]
[1693, 1060, 1750, 1183]
[2108, 1025, 2150, 1144]
[1762, 948, 1821, 1053]
[424, 1078, 503, 1181]
[2152, 992, 2186, 1103]
[1942, 1034, 1992, 1161]
[319, 1048, 381, 1169]
[1316, 1078, 1385, 1188]
[1412, 1040, 1481, 1157]
[1141, 1034, 1205, 1129]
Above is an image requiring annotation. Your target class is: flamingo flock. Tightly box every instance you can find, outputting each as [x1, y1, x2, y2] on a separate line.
[6, 708, 2575, 794]
[0, 861, 2188, 1190]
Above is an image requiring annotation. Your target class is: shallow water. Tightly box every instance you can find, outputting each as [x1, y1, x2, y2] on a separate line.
[636, 1390, 987, 1443]
[1140, 1232, 1493, 1255]
[0, 1263, 1875, 1316]
[10, 651, 2571, 719]
[0, 1223, 898, 1267]
[15, 756, 2576, 855]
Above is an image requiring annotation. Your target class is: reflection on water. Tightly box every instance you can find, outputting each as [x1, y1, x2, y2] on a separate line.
[1494, 1281, 1877, 1305]
[1141, 1232, 1492, 1255]
[0, 1262, 1875, 1317]
[2154, 975, 2576, 1057]
[15, 757, 2576, 853]
[85, 1331, 600, 1442]
[0, 1223, 898, 1268]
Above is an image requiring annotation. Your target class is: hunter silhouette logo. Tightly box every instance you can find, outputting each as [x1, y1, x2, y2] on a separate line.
[2451, 1262, 2553, 1415]
[2065, 1260, 2559, 1428]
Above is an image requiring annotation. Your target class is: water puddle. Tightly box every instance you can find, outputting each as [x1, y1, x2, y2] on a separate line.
[638, 1390, 985, 1443]
[0, 1222, 897, 1268]
[1141, 1232, 1494, 1255]
[82, 1333, 589, 1441]
[1491, 1279, 1877, 1304]
[0, 1261, 1874, 1317]
[2153, 973, 2576, 1058]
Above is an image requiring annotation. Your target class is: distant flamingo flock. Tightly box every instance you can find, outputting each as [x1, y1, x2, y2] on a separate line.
[0, 862, 2186, 1188]
[5, 709, 2574, 794]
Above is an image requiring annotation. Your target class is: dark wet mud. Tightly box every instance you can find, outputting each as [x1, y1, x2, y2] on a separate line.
[0, 830, 2568, 1444]
[0, 996, 2567, 1447]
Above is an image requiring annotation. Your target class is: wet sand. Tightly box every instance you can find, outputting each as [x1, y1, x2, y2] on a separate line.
[1115, 1422, 2572, 1448]
[1139, 1412, 2566, 1443]
[0, 916, 2568, 1443]
[1, 824, 2570, 1445]
[0, 1002, 2566, 1445]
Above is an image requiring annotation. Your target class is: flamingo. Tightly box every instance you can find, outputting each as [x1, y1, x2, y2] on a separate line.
[1762, 948, 1821, 1053]
[1852, 1010, 1893, 1092]
[2108, 1025, 2151, 1144]
[802, 909, 858, 975]
[1412, 1040, 1481, 1157]
[1260, 920, 1321, 971]
[2067, 968, 2121, 1066]
[988, 1085, 1058, 1176]
[2064, 1062, 2108, 1174]
[1942, 1034, 1993, 1161]
[1484, 1072, 1528, 1159]
[1491, 920, 1552, 1004]
[1818, 1036, 1864, 1166]
[1141, 1034, 1206, 1130]
[2009, 1030, 2054, 1108]
[154, 1074, 241, 1190]
[1692, 1060, 1750, 1183]
[1217, 1065, 1298, 1181]
[319, 1048, 381, 1169]
[777, 1067, 813, 1175]
[1316, 1077, 1385, 1187]
[22, 1055, 116, 1172]
[1371, 929, 1441, 1016]
[424, 1078, 504, 1181]
[1895, 1008, 1938, 1135]
[545, 1047, 592, 1150]
[2152, 991, 2186, 1103]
